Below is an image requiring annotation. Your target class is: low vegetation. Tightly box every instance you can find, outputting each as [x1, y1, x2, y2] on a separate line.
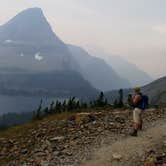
[33, 92, 109, 120]
[0, 90, 126, 129]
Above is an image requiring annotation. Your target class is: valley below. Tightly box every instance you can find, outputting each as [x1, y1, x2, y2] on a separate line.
[0, 95, 63, 115]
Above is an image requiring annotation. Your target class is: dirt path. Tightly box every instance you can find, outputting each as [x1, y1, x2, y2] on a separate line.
[83, 118, 166, 166]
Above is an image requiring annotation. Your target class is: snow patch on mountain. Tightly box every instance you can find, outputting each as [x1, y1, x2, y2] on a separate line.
[20, 53, 24, 57]
[34, 52, 43, 61]
[4, 40, 13, 44]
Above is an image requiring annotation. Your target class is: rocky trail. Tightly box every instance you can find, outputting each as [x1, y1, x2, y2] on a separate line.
[83, 117, 166, 166]
[0, 108, 165, 166]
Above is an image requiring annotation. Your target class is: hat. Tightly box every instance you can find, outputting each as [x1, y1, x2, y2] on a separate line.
[134, 87, 141, 93]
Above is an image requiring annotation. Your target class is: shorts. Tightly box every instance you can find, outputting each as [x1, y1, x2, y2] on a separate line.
[133, 108, 142, 124]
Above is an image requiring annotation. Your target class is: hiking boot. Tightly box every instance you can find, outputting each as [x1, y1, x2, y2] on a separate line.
[130, 129, 138, 137]
[139, 123, 143, 130]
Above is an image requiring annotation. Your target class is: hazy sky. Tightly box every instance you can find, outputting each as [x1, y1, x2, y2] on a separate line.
[0, 0, 166, 78]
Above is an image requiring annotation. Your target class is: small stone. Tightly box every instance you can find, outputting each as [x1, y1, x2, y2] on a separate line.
[50, 136, 65, 142]
[112, 153, 122, 160]
[146, 136, 153, 139]
[92, 121, 97, 124]
[41, 160, 49, 166]
[53, 151, 61, 156]
[67, 115, 76, 122]
[21, 149, 28, 154]
[115, 116, 125, 123]
[88, 114, 97, 122]
[109, 122, 115, 126]
[62, 149, 73, 156]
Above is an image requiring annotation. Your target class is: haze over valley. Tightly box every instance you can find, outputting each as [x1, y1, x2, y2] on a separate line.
[0, 7, 165, 115]
[0, 2, 165, 165]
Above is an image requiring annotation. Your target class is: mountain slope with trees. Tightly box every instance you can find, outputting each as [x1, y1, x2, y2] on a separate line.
[105, 76, 166, 106]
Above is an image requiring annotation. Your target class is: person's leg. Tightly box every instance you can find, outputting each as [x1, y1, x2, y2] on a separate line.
[139, 111, 143, 130]
[130, 108, 138, 136]
[130, 108, 141, 136]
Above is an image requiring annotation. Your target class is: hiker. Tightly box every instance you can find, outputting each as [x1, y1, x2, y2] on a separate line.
[130, 87, 148, 136]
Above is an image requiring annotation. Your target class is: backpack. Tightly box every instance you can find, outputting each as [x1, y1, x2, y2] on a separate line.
[139, 94, 149, 110]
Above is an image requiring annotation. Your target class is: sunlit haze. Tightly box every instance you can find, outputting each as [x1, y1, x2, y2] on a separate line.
[0, 0, 166, 78]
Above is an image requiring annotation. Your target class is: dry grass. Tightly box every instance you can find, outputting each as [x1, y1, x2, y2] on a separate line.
[0, 108, 98, 138]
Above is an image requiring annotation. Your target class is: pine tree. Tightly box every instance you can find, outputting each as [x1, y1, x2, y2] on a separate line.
[113, 99, 118, 108]
[44, 107, 49, 115]
[55, 100, 62, 113]
[67, 97, 77, 111]
[76, 100, 80, 109]
[89, 101, 94, 108]
[95, 92, 107, 107]
[62, 100, 67, 111]
[49, 101, 54, 114]
[81, 102, 88, 109]
[118, 89, 124, 108]
[127, 94, 133, 107]
[104, 98, 108, 106]
[36, 99, 43, 119]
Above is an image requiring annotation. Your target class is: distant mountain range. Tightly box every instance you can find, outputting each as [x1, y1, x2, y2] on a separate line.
[86, 48, 153, 87]
[106, 76, 166, 106]
[68, 45, 130, 91]
[105, 56, 153, 87]
[0, 8, 154, 97]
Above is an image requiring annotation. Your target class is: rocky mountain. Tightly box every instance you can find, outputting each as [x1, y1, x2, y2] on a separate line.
[0, 8, 78, 71]
[142, 76, 166, 106]
[0, 8, 97, 97]
[106, 76, 166, 106]
[68, 45, 131, 91]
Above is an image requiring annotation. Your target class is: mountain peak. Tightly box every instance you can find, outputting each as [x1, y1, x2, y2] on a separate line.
[23, 7, 43, 13]
[15, 7, 44, 19]
[6, 7, 45, 26]
[0, 7, 62, 46]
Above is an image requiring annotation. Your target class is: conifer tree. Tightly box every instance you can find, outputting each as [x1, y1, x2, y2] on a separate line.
[44, 107, 49, 115]
[36, 99, 43, 119]
[76, 100, 80, 109]
[118, 89, 124, 108]
[95, 92, 107, 107]
[49, 101, 54, 114]
[127, 94, 133, 107]
[113, 99, 118, 108]
[62, 100, 67, 111]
